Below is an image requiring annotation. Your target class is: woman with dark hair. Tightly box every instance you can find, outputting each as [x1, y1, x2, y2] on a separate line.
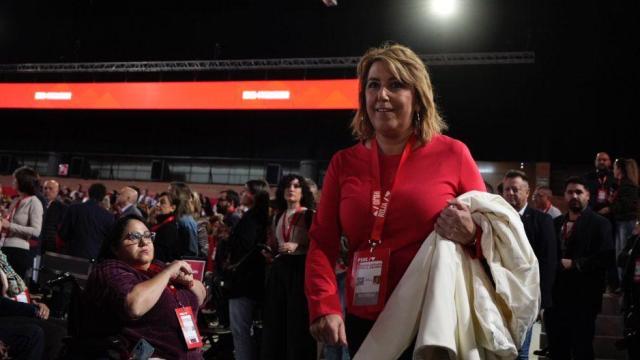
[81, 215, 206, 359]
[1, 166, 43, 280]
[227, 179, 270, 360]
[152, 192, 192, 263]
[261, 174, 316, 359]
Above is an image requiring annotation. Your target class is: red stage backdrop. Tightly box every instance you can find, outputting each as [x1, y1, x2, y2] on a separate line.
[0, 80, 358, 110]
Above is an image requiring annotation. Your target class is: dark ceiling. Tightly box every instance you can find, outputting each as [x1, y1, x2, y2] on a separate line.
[0, 0, 638, 163]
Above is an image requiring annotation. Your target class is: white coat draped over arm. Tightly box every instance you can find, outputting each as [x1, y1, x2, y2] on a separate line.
[354, 191, 541, 360]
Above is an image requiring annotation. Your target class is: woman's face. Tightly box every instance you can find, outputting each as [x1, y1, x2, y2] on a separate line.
[284, 178, 303, 206]
[114, 220, 155, 268]
[241, 187, 254, 207]
[614, 163, 622, 179]
[365, 61, 415, 139]
[156, 195, 175, 215]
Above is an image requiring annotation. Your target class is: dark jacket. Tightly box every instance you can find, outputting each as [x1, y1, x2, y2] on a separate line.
[610, 179, 639, 222]
[152, 213, 194, 263]
[553, 208, 614, 312]
[521, 205, 558, 309]
[227, 208, 267, 300]
[59, 199, 115, 260]
[40, 199, 68, 253]
[583, 170, 616, 212]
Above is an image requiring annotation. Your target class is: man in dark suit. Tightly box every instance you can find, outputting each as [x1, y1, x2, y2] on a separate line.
[40, 180, 67, 253]
[546, 177, 614, 359]
[58, 183, 115, 260]
[502, 170, 557, 359]
[115, 186, 142, 218]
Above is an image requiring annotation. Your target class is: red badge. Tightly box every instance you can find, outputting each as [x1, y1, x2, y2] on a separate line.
[175, 306, 203, 350]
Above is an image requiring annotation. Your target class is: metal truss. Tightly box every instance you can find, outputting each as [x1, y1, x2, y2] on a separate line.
[0, 52, 534, 73]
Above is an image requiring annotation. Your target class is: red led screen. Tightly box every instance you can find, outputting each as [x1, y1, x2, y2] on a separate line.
[0, 80, 358, 110]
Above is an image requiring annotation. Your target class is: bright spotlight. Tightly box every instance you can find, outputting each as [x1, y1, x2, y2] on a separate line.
[430, 0, 458, 17]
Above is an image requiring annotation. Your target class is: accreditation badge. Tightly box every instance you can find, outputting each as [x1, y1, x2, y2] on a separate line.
[351, 246, 390, 312]
[597, 189, 608, 203]
[175, 306, 203, 350]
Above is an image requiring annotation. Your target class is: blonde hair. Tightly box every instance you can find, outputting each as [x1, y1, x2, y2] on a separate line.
[351, 43, 447, 142]
[615, 158, 639, 186]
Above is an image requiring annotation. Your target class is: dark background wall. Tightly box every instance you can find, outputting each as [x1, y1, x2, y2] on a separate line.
[1, 0, 638, 163]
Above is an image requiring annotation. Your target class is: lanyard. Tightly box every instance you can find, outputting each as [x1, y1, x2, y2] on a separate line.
[151, 215, 176, 232]
[369, 135, 415, 249]
[167, 285, 184, 307]
[562, 214, 580, 242]
[543, 204, 551, 214]
[9, 196, 31, 222]
[598, 176, 607, 189]
[280, 208, 303, 243]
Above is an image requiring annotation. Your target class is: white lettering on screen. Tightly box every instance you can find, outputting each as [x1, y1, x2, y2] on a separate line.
[242, 90, 290, 100]
[34, 91, 73, 100]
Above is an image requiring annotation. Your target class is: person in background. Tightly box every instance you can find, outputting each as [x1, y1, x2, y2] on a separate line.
[151, 192, 192, 263]
[116, 187, 143, 218]
[169, 182, 199, 257]
[261, 174, 317, 359]
[40, 180, 67, 254]
[547, 177, 613, 359]
[532, 185, 562, 219]
[1, 166, 43, 280]
[58, 183, 115, 260]
[227, 180, 270, 360]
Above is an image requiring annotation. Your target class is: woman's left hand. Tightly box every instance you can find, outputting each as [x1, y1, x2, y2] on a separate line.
[1, 219, 10, 229]
[435, 199, 476, 245]
[172, 272, 194, 288]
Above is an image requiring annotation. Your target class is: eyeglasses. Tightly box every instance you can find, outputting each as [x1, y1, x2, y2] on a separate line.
[124, 231, 156, 245]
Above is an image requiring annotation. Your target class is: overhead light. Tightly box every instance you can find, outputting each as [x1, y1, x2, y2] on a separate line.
[430, 0, 458, 17]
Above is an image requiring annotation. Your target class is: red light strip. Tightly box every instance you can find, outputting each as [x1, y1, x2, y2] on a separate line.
[0, 80, 358, 110]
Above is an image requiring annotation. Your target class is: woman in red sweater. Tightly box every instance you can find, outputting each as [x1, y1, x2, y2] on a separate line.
[304, 43, 486, 357]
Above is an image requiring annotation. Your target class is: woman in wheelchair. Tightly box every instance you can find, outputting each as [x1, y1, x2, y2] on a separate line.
[80, 215, 206, 359]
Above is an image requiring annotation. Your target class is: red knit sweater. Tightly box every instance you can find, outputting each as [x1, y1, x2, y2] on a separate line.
[305, 135, 486, 322]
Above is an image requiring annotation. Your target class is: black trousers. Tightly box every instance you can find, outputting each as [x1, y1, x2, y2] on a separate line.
[2, 247, 32, 281]
[0, 322, 44, 360]
[546, 306, 598, 360]
[346, 314, 415, 359]
[0, 317, 66, 360]
[261, 255, 316, 360]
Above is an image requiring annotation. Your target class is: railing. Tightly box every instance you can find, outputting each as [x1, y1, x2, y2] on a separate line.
[0, 150, 325, 185]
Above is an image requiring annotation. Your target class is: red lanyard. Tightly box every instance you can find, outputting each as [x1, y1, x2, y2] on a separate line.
[598, 176, 607, 189]
[9, 196, 31, 221]
[281, 208, 303, 243]
[369, 135, 415, 248]
[151, 215, 176, 232]
[543, 204, 551, 214]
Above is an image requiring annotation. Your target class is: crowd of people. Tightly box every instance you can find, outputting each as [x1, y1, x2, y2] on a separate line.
[1, 43, 639, 360]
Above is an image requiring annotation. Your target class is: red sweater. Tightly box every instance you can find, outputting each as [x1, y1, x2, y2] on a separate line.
[305, 135, 486, 322]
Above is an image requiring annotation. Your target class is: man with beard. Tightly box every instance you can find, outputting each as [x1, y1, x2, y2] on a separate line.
[546, 177, 614, 359]
[502, 170, 557, 359]
[584, 152, 616, 214]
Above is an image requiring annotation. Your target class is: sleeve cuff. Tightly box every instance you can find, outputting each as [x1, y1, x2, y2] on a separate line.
[308, 293, 343, 324]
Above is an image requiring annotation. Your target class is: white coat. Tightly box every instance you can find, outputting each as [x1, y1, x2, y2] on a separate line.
[354, 191, 540, 360]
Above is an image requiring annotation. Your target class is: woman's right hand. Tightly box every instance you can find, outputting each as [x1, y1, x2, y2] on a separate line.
[166, 261, 193, 283]
[309, 314, 348, 346]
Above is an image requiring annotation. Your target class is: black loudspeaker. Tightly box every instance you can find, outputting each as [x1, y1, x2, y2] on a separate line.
[265, 164, 282, 185]
[151, 160, 166, 181]
[69, 157, 90, 178]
